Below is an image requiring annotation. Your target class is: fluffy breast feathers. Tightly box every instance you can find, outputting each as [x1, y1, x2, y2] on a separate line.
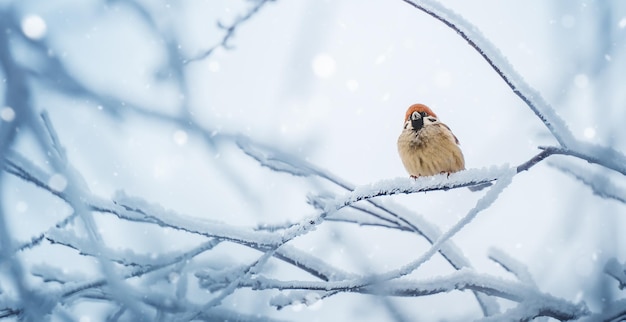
[397, 104, 465, 177]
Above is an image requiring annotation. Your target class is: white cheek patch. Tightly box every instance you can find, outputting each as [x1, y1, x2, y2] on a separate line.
[424, 117, 438, 125]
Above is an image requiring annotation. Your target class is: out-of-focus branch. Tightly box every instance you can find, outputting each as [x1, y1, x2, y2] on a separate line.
[2, 0, 623, 319]
[209, 269, 589, 321]
[1, 150, 362, 283]
[0, 308, 21, 319]
[1, 124, 613, 320]
[576, 299, 626, 322]
[604, 258, 626, 290]
[184, 0, 276, 64]
[1, 136, 579, 316]
[256, 171, 514, 310]
[488, 248, 537, 288]
[541, 145, 626, 177]
[0, 12, 57, 321]
[2, 149, 364, 310]
[548, 159, 626, 204]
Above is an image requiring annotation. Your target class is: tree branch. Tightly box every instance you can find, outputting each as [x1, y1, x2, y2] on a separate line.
[216, 269, 589, 321]
[184, 0, 276, 64]
[400, 0, 575, 147]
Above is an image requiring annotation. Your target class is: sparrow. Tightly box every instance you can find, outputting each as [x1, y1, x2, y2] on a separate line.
[397, 103, 465, 178]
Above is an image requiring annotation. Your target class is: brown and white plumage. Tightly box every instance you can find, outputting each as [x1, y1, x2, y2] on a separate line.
[397, 103, 465, 177]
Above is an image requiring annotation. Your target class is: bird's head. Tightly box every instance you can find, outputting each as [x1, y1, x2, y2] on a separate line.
[403, 103, 439, 131]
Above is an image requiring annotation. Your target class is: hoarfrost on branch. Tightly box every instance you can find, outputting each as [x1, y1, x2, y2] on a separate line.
[0, 0, 624, 321]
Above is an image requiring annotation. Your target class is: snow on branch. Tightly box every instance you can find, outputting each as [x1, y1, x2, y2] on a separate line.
[401, 0, 575, 147]
[252, 171, 515, 305]
[544, 145, 626, 178]
[3, 0, 625, 320]
[488, 248, 537, 289]
[548, 159, 626, 204]
[324, 165, 513, 212]
[218, 268, 588, 321]
[401, 0, 626, 178]
[3, 149, 404, 287]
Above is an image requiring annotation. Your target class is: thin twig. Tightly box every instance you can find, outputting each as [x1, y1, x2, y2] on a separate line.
[184, 0, 275, 64]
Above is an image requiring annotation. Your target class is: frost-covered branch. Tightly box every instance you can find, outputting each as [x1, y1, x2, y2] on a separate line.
[488, 248, 537, 289]
[2, 150, 368, 284]
[3, 135, 591, 318]
[2, 0, 624, 320]
[400, 0, 575, 147]
[401, 0, 626, 179]
[201, 268, 588, 321]
[235, 171, 513, 313]
[548, 159, 626, 204]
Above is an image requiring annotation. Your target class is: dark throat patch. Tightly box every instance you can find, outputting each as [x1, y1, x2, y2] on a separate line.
[411, 117, 424, 132]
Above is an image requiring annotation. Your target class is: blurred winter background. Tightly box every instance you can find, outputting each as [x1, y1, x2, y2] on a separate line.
[1, 0, 626, 320]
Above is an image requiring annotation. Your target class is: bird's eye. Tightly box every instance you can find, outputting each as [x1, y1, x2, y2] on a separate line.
[420, 111, 428, 117]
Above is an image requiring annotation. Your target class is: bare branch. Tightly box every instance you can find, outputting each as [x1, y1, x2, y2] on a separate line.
[488, 248, 537, 288]
[184, 0, 276, 64]
[604, 258, 626, 290]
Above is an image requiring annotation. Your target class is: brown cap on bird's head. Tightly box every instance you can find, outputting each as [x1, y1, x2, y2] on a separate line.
[404, 104, 437, 122]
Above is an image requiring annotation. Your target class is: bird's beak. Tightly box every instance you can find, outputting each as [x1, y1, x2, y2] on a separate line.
[410, 113, 424, 131]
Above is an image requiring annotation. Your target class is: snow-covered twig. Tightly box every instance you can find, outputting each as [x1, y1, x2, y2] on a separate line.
[548, 159, 626, 204]
[540, 145, 626, 176]
[183, 251, 276, 321]
[401, 0, 626, 179]
[225, 269, 588, 321]
[32, 112, 154, 318]
[46, 229, 217, 269]
[239, 136, 487, 261]
[40, 112, 68, 164]
[109, 192, 284, 247]
[2, 151, 363, 285]
[59, 238, 222, 299]
[326, 166, 512, 212]
[257, 170, 515, 299]
[488, 248, 537, 288]
[1, 123, 596, 320]
[401, 0, 575, 147]
[3, 0, 623, 319]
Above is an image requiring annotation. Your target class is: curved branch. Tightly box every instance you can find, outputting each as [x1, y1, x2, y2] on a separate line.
[401, 0, 575, 147]
[184, 0, 276, 64]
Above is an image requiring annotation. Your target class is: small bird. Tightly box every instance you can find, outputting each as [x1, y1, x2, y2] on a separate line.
[397, 103, 465, 178]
